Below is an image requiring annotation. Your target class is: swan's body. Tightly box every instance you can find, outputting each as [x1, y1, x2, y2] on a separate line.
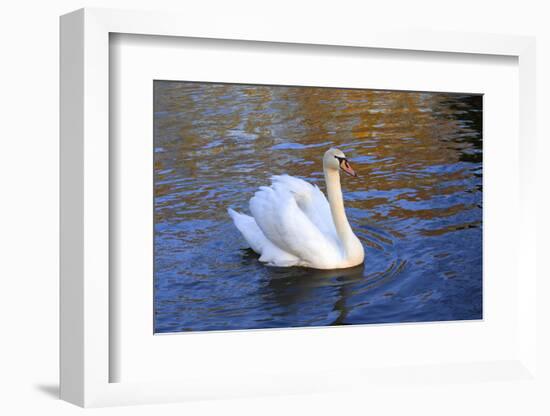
[228, 148, 364, 269]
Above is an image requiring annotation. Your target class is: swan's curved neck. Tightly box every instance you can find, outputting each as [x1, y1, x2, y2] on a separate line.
[324, 167, 355, 255]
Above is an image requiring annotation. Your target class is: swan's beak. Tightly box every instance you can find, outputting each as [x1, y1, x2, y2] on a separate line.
[340, 159, 357, 177]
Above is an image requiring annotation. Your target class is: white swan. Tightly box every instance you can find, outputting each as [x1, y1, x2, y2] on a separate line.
[228, 148, 364, 270]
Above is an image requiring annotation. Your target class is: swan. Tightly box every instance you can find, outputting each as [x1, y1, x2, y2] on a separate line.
[228, 148, 364, 270]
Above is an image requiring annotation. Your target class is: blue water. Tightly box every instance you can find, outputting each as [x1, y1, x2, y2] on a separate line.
[154, 82, 482, 333]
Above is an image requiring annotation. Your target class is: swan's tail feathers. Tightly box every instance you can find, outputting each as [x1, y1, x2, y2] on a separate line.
[227, 208, 264, 254]
[227, 208, 300, 267]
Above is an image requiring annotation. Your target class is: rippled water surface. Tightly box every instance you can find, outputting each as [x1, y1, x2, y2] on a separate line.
[154, 81, 482, 333]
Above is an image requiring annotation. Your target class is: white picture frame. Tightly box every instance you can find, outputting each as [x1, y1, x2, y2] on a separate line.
[60, 7, 538, 408]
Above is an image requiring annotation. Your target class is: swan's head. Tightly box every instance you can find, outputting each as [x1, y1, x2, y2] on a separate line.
[323, 148, 357, 177]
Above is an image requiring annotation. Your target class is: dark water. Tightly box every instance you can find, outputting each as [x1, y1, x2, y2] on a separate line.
[154, 81, 482, 333]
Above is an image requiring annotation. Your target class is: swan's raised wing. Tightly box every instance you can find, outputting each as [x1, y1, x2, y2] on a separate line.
[249, 182, 342, 269]
[270, 175, 339, 246]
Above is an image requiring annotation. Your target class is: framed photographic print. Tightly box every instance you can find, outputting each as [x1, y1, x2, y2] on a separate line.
[60, 7, 539, 408]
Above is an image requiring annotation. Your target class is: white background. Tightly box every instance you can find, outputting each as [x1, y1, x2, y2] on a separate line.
[1, 1, 548, 415]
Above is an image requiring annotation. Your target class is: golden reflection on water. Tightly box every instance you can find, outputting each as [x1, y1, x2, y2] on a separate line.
[154, 82, 481, 229]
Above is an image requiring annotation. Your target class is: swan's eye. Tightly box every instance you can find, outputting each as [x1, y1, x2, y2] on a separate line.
[334, 156, 347, 165]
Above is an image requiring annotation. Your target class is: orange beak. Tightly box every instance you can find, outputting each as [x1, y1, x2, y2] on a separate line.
[340, 159, 357, 177]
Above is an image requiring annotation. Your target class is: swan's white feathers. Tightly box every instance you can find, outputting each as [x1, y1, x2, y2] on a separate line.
[226, 208, 265, 254]
[227, 208, 299, 267]
[270, 175, 339, 247]
[248, 176, 342, 268]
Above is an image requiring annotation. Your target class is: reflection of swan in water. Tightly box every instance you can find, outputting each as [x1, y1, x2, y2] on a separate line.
[262, 259, 406, 326]
[265, 264, 365, 325]
[228, 148, 364, 269]
[267, 264, 366, 293]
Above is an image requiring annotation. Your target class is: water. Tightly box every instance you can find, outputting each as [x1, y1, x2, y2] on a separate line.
[154, 81, 482, 333]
